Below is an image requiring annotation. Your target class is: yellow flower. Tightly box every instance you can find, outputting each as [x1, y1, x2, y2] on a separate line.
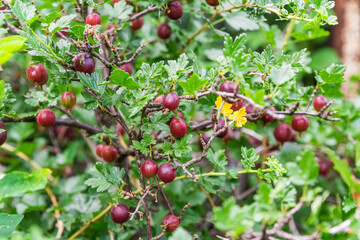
[229, 107, 247, 128]
[215, 96, 233, 117]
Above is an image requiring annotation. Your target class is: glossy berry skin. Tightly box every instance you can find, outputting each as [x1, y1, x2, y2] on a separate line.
[96, 144, 106, 158]
[231, 100, 244, 111]
[291, 115, 309, 133]
[170, 118, 188, 138]
[167, 110, 184, 125]
[163, 92, 179, 110]
[274, 123, 291, 143]
[313, 95, 328, 111]
[37, 109, 56, 128]
[158, 163, 176, 183]
[130, 15, 144, 30]
[0, 121, 7, 146]
[117, 124, 125, 136]
[318, 158, 330, 176]
[73, 53, 95, 74]
[199, 134, 209, 151]
[26, 64, 48, 86]
[102, 145, 118, 162]
[161, 215, 179, 232]
[289, 129, 297, 142]
[206, 0, 219, 6]
[111, 203, 130, 224]
[167, 1, 183, 20]
[154, 95, 164, 103]
[220, 81, 235, 94]
[61, 91, 76, 108]
[86, 13, 101, 26]
[214, 119, 228, 138]
[118, 64, 133, 75]
[262, 107, 276, 124]
[157, 24, 172, 39]
[140, 160, 158, 178]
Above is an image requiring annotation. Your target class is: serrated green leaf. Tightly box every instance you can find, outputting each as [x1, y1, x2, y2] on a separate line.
[107, 69, 140, 89]
[179, 73, 208, 95]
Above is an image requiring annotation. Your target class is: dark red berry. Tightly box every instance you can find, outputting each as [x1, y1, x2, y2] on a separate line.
[130, 15, 144, 31]
[318, 158, 330, 176]
[149, 131, 158, 143]
[161, 215, 179, 232]
[102, 145, 118, 162]
[107, 24, 115, 30]
[166, 1, 183, 20]
[154, 95, 164, 103]
[167, 110, 184, 125]
[199, 134, 209, 151]
[246, 104, 254, 114]
[0, 121, 7, 146]
[57, 27, 68, 37]
[140, 160, 158, 178]
[26, 64, 48, 86]
[163, 92, 179, 110]
[111, 203, 130, 224]
[288, 129, 297, 142]
[206, 0, 219, 6]
[86, 13, 101, 26]
[262, 107, 276, 124]
[73, 53, 95, 74]
[55, 126, 76, 141]
[214, 119, 228, 138]
[157, 24, 172, 39]
[158, 163, 176, 183]
[117, 125, 125, 136]
[118, 64, 133, 75]
[37, 109, 56, 128]
[170, 118, 188, 138]
[61, 91, 76, 109]
[291, 115, 309, 134]
[220, 81, 235, 94]
[274, 123, 291, 144]
[313, 95, 328, 112]
[231, 100, 244, 111]
[96, 144, 106, 158]
[0, 6, 6, 10]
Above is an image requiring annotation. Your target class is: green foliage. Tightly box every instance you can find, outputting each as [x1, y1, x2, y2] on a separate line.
[0, 169, 51, 201]
[0, 0, 358, 239]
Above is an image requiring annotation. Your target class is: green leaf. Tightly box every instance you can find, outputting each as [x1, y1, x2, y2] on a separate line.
[78, 72, 105, 94]
[223, 33, 247, 58]
[0, 80, 5, 100]
[49, 14, 76, 35]
[356, 141, 360, 169]
[84, 163, 125, 192]
[10, 0, 37, 24]
[173, 134, 192, 158]
[270, 63, 295, 85]
[107, 69, 141, 89]
[0, 213, 24, 238]
[179, 73, 208, 95]
[168, 227, 192, 240]
[240, 147, 259, 170]
[327, 150, 360, 194]
[0, 36, 27, 65]
[287, 150, 317, 186]
[207, 149, 227, 171]
[0, 169, 52, 201]
[315, 64, 346, 85]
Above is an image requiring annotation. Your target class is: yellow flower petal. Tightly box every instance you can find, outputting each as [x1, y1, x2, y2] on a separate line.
[235, 117, 247, 128]
[222, 102, 233, 117]
[215, 96, 223, 109]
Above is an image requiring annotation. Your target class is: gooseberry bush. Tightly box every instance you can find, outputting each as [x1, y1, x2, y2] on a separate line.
[0, 0, 359, 239]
